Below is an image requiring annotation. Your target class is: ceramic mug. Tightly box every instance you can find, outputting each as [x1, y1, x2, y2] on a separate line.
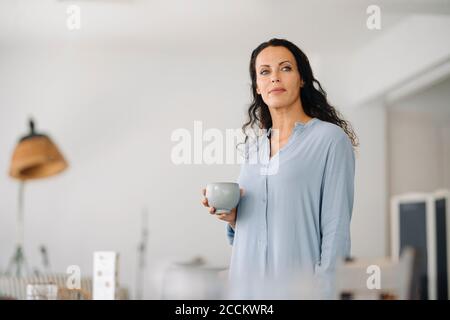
[205, 182, 241, 214]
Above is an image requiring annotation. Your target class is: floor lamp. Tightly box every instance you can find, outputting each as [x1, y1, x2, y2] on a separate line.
[6, 118, 68, 277]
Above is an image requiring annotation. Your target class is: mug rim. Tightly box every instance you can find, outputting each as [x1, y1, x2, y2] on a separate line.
[206, 182, 239, 186]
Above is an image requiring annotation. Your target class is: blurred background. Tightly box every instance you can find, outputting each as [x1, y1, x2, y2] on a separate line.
[0, 0, 449, 299]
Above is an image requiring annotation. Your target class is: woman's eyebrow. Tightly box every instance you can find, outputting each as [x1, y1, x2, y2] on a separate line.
[259, 60, 292, 68]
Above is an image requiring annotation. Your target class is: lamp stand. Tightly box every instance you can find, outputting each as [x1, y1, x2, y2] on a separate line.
[6, 181, 29, 277]
[135, 208, 149, 300]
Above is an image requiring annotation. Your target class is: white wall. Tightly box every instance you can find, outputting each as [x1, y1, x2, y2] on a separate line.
[0, 44, 392, 298]
[345, 103, 388, 258]
[388, 78, 450, 196]
[0, 50, 396, 297]
[0, 47, 250, 298]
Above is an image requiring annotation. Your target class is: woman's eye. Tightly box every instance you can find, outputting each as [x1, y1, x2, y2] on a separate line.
[260, 70, 269, 75]
[282, 66, 292, 71]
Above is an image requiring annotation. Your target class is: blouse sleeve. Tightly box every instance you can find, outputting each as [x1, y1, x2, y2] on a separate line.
[315, 134, 355, 298]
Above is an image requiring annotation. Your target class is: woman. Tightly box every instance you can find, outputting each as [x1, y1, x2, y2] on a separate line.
[202, 38, 357, 298]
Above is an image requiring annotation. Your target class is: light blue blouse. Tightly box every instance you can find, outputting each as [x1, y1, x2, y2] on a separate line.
[226, 117, 355, 298]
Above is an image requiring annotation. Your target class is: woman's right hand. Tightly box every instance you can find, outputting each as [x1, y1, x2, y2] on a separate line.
[201, 188, 244, 229]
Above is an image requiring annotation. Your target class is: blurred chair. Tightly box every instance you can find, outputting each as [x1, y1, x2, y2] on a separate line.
[159, 256, 228, 300]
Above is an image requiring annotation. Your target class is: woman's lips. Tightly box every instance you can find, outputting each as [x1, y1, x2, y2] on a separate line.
[269, 89, 286, 94]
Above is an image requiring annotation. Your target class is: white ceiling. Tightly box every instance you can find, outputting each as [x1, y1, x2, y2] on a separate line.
[1, 0, 449, 55]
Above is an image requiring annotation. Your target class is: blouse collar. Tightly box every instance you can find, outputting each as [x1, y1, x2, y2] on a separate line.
[266, 118, 317, 138]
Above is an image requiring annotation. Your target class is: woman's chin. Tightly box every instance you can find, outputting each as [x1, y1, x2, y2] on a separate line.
[268, 103, 289, 110]
[266, 97, 295, 110]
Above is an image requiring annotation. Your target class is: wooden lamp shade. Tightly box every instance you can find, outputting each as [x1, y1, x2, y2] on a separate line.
[9, 119, 68, 181]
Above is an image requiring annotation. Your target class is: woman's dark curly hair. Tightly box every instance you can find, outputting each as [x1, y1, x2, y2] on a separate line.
[242, 38, 358, 147]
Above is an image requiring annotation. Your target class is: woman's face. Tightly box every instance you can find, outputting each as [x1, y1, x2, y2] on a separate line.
[255, 46, 303, 109]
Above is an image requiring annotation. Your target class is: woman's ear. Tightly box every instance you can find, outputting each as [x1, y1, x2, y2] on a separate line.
[256, 87, 261, 95]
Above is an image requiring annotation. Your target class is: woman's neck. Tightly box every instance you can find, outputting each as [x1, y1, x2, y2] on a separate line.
[270, 100, 312, 138]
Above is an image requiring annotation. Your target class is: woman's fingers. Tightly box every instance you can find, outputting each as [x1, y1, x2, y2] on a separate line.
[201, 189, 216, 214]
[217, 211, 236, 221]
[201, 188, 210, 207]
[218, 213, 229, 221]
